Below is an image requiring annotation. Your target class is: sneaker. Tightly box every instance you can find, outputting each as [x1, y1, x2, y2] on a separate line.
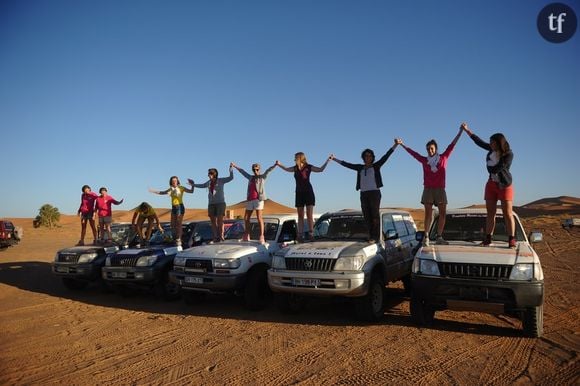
[176, 239, 182, 247]
[508, 238, 516, 249]
[422, 238, 430, 247]
[435, 236, 449, 245]
[76, 240, 84, 246]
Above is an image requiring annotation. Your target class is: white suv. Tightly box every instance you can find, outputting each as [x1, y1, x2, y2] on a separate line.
[411, 208, 544, 337]
[268, 209, 418, 321]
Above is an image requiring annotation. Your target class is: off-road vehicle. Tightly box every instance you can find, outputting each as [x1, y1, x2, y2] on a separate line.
[410, 209, 544, 337]
[268, 209, 418, 321]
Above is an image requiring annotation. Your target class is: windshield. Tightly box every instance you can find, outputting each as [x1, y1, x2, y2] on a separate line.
[149, 223, 175, 245]
[313, 215, 368, 241]
[430, 213, 525, 242]
[110, 224, 136, 245]
[224, 220, 280, 241]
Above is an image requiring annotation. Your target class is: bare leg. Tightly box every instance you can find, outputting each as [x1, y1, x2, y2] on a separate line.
[501, 200, 515, 237]
[243, 210, 253, 241]
[89, 218, 97, 242]
[485, 199, 498, 236]
[256, 209, 264, 243]
[297, 206, 305, 240]
[217, 215, 224, 240]
[424, 204, 433, 234]
[210, 214, 218, 241]
[80, 217, 87, 244]
[306, 205, 315, 240]
[176, 214, 184, 243]
[437, 203, 447, 236]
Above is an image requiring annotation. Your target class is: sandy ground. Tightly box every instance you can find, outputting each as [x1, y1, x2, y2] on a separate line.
[0, 207, 578, 385]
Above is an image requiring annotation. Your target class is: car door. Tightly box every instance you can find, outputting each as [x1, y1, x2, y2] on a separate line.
[381, 214, 403, 282]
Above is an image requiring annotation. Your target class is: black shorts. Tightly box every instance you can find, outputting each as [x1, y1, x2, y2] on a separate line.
[295, 190, 315, 207]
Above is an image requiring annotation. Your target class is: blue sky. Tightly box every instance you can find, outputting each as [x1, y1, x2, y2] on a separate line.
[1, 0, 579, 218]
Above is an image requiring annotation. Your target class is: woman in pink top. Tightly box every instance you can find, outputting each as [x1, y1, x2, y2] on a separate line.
[95, 187, 124, 243]
[77, 185, 98, 246]
[396, 125, 463, 245]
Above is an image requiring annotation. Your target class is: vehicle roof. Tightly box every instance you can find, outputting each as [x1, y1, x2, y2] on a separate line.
[442, 208, 520, 218]
[254, 213, 298, 222]
[320, 208, 412, 217]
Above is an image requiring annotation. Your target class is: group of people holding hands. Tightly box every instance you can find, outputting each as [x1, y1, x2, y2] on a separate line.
[78, 122, 515, 249]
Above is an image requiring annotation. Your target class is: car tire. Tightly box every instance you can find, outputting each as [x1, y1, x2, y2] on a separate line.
[244, 265, 271, 311]
[522, 305, 543, 338]
[410, 296, 435, 326]
[62, 278, 88, 290]
[354, 272, 385, 322]
[156, 273, 180, 301]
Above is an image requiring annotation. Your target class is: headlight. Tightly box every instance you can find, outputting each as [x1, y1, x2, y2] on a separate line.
[272, 256, 286, 269]
[173, 256, 186, 266]
[214, 258, 241, 269]
[77, 253, 98, 263]
[509, 263, 542, 281]
[334, 255, 365, 271]
[412, 258, 440, 276]
[136, 255, 158, 267]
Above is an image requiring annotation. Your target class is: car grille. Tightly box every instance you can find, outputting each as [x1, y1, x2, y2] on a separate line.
[285, 258, 336, 272]
[57, 254, 79, 263]
[109, 256, 140, 267]
[438, 263, 512, 280]
[185, 259, 213, 273]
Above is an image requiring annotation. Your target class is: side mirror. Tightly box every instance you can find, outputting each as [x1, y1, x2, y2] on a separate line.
[384, 230, 398, 240]
[529, 231, 543, 243]
[415, 231, 425, 242]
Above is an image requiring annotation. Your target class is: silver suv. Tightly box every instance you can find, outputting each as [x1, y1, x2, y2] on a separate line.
[268, 209, 418, 321]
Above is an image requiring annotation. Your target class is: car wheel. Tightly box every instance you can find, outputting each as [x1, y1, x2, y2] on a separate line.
[156, 273, 180, 301]
[354, 273, 385, 322]
[244, 265, 271, 311]
[522, 305, 543, 338]
[274, 293, 303, 314]
[62, 278, 88, 290]
[410, 296, 435, 326]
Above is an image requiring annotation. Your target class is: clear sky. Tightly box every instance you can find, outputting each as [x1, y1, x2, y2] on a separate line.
[1, 0, 579, 218]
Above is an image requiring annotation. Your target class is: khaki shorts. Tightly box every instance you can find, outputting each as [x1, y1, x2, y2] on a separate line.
[246, 199, 264, 211]
[421, 188, 448, 205]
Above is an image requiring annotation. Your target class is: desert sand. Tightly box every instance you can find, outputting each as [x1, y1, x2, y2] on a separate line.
[0, 197, 578, 385]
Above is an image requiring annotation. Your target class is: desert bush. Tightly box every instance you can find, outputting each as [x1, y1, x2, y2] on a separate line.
[35, 204, 61, 228]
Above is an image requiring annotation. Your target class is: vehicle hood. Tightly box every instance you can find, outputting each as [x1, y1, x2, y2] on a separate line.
[115, 245, 182, 257]
[58, 245, 119, 255]
[417, 241, 538, 264]
[177, 241, 270, 259]
[281, 241, 376, 259]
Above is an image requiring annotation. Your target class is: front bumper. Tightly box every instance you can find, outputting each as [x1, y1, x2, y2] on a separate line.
[267, 269, 368, 297]
[168, 271, 247, 294]
[52, 263, 101, 281]
[102, 267, 161, 284]
[412, 274, 544, 311]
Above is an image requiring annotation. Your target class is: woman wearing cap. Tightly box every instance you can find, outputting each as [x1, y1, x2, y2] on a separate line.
[331, 140, 399, 243]
[231, 161, 276, 243]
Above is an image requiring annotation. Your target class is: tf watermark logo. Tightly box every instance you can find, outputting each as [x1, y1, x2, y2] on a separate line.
[537, 3, 577, 43]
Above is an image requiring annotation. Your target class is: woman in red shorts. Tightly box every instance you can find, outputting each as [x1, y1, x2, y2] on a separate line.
[462, 123, 515, 248]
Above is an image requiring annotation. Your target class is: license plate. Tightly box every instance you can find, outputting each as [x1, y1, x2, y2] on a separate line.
[185, 276, 203, 284]
[55, 266, 69, 273]
[292, 278, 321, 287]
[112, 271, 127, 279]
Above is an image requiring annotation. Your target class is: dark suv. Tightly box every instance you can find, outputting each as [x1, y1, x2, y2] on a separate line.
[53, 223, 138, 290]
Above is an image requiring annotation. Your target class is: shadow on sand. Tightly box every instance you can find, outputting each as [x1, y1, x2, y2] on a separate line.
[0, 261, 522, 336]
